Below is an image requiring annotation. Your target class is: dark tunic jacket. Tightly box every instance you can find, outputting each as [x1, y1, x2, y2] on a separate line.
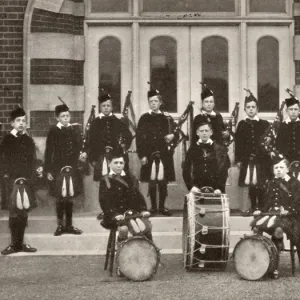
[192, 111, 225, 145]
[276, 120, 300, 163]
[88, 115, 133, 181]
[0, 132, 38, 212]
[44, 124, 82, 175]
[182, 141, 230, 192]
[235, 118, 272, 186]
[136, 111, 177, 182]
[99, 173, 147, 229]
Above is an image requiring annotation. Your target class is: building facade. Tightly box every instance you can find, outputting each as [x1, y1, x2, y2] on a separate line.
[0, 0, 300, 211]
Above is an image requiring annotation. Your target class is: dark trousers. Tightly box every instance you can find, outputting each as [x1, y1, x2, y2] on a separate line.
[249, 185, 264, 210]
[9, 213, 28, 250]
[56, 200, 74, 227]
[148, 181, 168, 210]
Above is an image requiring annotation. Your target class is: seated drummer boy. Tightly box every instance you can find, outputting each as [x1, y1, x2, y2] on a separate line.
[252, 155, 300, 277]
[183, 122, 230, 193]
[99, 149, 152, 243]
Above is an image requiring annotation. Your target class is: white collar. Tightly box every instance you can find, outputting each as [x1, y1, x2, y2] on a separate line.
[197, 138, 213, 145]
[245, 115, 259, 121]
[200, 110, 216, 116]
[56, 122, 71, 129]
[275, 174, 290, 182]
[109, 170, 126, 176]
[283, 116, 300, 124]
[98, 112, 113, 119]
[10, 128, 28, 137]
[148, 110, 162, 115]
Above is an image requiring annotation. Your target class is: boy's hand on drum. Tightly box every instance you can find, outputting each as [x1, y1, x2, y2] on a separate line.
[214, 189, 221, 195]
[141, 157, 148, 165]
[115, 215, 125, 221]
[141, 211, 150, 218]
[280, 210, 289, 216]
[253, 210, 261, 216]
[190, 186, 200, 194]
[47, 173, 54, 181]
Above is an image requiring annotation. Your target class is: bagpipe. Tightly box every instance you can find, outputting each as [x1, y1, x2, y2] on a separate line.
[166, 101, 194, 154]
[223, 101, 239, 147]
[261, 97, 286, 156]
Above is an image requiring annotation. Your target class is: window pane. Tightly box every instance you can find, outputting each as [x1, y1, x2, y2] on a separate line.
[143, 0, 235, 12]
[91, 0, 128, 13]
[249, 0, 285, 13]
[202, 37, 228, 112]
[257, 37, 279, 112]
[150, 36, 177, 112]
[99, 37, 121, 113]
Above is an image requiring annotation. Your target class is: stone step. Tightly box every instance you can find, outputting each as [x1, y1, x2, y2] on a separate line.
[0, 230, 253, 254]
[0, 216, 253, 234]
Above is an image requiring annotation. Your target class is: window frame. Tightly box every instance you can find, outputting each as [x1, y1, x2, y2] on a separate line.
[246, 0, 290, 17]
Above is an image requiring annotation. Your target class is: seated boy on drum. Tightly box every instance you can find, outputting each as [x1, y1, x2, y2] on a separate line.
[252, 154, 300, 253]
[99, 149, 152, 243]
[183, 122, 230, 193]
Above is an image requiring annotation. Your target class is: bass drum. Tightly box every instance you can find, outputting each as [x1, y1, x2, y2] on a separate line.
[233, 235, 279, 281]
[183, 190, 230, 271]
[116, 236, 160, 281]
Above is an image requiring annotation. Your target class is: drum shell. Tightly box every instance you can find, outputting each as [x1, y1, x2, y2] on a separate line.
[233, 235, 279, 281]
[116, 236, 160, 281]
[183, 193, 230, 270]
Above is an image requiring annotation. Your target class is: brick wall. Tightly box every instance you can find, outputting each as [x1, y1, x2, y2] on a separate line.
[30, 111, 84, 137]
[31, 59, 84, 85]
[31, 8, 84, 35]
[0, 0, 28, 132]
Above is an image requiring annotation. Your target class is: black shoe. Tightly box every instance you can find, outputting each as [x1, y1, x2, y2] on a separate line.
[149, 208, 158, 215]
[54, 225, 64, 236]
[1, 244, 18, 255]
[21, 244, 37, 253]
[97, 212, 104, 220]
[159, 208, 172, 216]
[65, 226, 82, 235]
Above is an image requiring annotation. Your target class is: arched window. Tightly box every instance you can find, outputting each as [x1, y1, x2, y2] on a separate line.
[202, 36, 228, 112]
[257, 36, 279, 112]
[99, 37, 121, 112]
[150, 36, 177, 112]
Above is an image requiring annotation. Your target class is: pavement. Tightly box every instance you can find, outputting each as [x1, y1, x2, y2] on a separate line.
[1, 254, 300, 300]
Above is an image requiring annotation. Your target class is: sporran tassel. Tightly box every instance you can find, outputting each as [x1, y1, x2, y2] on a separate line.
[102, 157, 108, 176]
[244, 164, 250, 185]
[16, 189, 23, 210]
[130, 219, 141, 234]
[62, 177, 67, 197]
[157, 159, 164, 181]
[297, 173, 300, 182]
[150, 160, 156, 180]
[136, 218, 146, 231]
[69, 176, 74, 196]
[23, 188, 30, 209]
[252, 165, 257, 185]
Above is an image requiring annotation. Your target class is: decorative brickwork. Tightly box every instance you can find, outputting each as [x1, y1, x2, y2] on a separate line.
[30, 111, 84, 137]
[31, 8, 84, 35]
[0, 0, 28, 132]
[30, 59, 84, 86]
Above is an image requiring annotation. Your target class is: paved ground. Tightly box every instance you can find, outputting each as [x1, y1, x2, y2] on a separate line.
[1, 254, 300, 300]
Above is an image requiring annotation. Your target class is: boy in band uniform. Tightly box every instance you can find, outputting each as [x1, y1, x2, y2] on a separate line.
[136, 88, 177, 216]
[45, 103, 85, 236]
[252, 155, 300, 278]
[235, 92, 272, 213]
[99, 149, 152, 243]
[1, 107, 39, 255]
[276, 96, 300, 163]
[88, 92, 133, 181]
[183, 122, 230, 194]
[192, 86, 228, 145]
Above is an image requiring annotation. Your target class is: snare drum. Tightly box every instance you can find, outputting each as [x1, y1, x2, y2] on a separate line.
[116, 236, 160, 281]
[183, 190, 230, 271]
[233, 235, 279, 281]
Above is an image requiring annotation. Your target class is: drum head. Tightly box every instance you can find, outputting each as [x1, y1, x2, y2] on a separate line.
[117, 237, 160, 281]
[234, 237, 272, 281]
